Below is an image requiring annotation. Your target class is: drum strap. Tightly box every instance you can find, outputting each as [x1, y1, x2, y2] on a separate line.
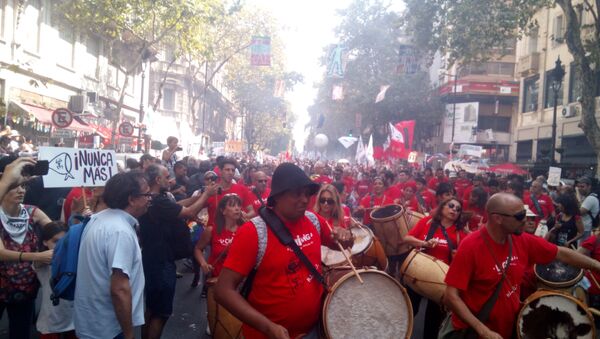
[479, 234, 513, 323]
[531, 194, 544, 218]
[415, 192, 427, 213]
[252, 188, 265, 209]
[425, 221, 455, 263]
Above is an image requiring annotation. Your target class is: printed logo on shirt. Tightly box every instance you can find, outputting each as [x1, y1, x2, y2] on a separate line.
[492, 255, 519, 274]
[217, 237, 234, 247]
[294, 233, 315, 247]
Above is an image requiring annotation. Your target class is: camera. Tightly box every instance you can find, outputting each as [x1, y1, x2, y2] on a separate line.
[22, 160, 49, 176]
[176, 146, 183, 151]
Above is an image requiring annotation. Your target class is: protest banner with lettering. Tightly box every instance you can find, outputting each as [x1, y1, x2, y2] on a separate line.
[548, 166, 562, 187]
[39, 147, 118, 188]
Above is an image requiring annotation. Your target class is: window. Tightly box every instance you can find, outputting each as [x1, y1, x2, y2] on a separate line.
[51, 4, 75, 68]
[544, 70, 564, 109]
[163, 88, 175, 110]
[23, 0, 41, 53]
[569, 63, 582, 103]
[516, 140, 533, 162]
[552, 15, 565, 46]
[82, 35, 100, 78]
[536, 138, 552, 161]
[0, 0, 6, 38]
[522, 75, 539, 113]
[478, 116, 511, 132]
[107, 64, 118, 88]
[528, 28, 538, 54]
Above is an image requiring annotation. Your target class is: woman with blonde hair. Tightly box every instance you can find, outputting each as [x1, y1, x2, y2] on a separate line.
[313, 184, 348, 228]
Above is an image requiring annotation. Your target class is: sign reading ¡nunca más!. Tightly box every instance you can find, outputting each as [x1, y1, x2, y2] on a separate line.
[39, 147, 118, 188]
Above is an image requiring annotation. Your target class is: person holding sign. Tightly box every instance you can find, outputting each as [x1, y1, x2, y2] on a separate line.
[0, 157, 53, 339]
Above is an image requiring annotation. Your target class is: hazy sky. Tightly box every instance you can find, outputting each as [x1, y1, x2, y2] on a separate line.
[248, 0, 352, 152]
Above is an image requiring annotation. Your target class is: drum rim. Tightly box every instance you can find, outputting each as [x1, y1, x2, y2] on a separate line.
[370, 204, 405, 222]
[350, 226, 374, 255]
[533, 262, 584, 288]
[516, 289, 595, 339]
[322, 269, 414, 339]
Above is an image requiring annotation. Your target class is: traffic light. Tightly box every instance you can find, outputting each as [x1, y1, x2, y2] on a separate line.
[348, 129, 353, 137]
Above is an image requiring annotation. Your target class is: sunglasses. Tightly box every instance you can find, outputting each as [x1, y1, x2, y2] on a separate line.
[205, 176, 218, 182]
[446, 202, 462, 212]
[491, 210, 527, 221]
[319, 198, 336, 205]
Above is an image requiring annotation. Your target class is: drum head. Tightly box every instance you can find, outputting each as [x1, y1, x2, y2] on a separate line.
[321, 246, 350, 267]
[324, 270, 413, 339]
[371, 205, 403, 220]
[350, 227, 373, 255]
[535, 260, 583, 287]
[518, 291, 594, 339]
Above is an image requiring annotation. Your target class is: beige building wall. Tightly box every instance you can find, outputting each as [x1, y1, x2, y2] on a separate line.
[512, 3, 600, 166]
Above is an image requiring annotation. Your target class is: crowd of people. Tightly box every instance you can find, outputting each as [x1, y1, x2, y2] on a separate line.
[1, 134, 600, 338]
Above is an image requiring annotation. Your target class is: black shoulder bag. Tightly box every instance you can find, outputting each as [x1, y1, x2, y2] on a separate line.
[425, 221, 456, 264]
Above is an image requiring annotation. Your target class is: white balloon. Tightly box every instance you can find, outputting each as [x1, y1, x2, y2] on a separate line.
[314, 134, 329, 148]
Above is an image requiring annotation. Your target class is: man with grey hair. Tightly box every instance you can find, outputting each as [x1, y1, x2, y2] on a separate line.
[578, 177, 599, 241]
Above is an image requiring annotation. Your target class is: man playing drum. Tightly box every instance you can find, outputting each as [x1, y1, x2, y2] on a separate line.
[442, 193, 600, 339]
[214, 163, 353, 339]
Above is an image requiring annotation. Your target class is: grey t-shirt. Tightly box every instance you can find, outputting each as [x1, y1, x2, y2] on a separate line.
[74, 209, 145, 339]
[581, 194, 600, 232]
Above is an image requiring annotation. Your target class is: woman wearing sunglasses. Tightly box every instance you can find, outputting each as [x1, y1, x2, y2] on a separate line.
[355, 176, 394, 227]
[401, 197, 468, 339]
[313, 184, 349, 229]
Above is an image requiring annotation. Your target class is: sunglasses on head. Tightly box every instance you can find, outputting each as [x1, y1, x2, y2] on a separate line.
[205, 176, 218, 181]
[446, 202, 462, 212]
[319, 198, 335, 205]
[491, 210, 527, 221]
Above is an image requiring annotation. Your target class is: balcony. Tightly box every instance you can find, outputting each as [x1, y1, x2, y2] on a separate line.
[474, 130, 511, 145]
[517, 53, 540, 76]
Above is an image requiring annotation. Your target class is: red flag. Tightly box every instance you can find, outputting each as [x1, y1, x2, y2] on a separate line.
[386, 120, 415, 159]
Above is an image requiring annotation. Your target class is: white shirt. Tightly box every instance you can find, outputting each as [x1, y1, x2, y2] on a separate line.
[581, 194, 600, 232]
[74, 209, 145, 339]
[35, 265, 74, 334]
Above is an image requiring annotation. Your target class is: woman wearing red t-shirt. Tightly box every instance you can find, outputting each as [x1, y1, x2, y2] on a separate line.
[463, 186, 488, 232]
[195, 194, 244, 278]
[401, 197, 468, 339]
[313, 184, 348, 229]
[397, 182, 421, 213]
[355, 177, 394, 226]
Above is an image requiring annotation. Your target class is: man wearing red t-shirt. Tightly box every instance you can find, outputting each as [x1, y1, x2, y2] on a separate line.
[415, 177, 436, 213]
[444, 193, 600, 339]
[249, 171, 270, 215]
[523, 180, 555, 223]
[205, 158, 253, 227]
[427, 168, 448, 191]
[215, 163, 353, 339]
[579, 235, 600, 315]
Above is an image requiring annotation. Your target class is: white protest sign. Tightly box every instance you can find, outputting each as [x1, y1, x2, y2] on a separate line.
[547, 166, 562, 187]
[39, 147, 118, 188]
[458, 144, 483, 157]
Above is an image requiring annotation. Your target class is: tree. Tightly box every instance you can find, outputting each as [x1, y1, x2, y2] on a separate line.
[307, 0, 443, 157]
[403, 0, 600, 174]
[54, 0, 221, 148]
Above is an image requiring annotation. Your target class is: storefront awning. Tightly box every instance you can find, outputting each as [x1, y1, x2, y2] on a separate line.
[11, 102, 95, 133]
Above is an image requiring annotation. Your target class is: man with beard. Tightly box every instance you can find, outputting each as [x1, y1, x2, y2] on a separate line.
[215, 163, 353, 338]
[138, 164, 216, 339]
[442, 193, 600, 339]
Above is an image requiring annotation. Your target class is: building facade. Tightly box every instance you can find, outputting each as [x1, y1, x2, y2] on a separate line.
[0, 0, 147, 151]
[513, 4, 600, 173]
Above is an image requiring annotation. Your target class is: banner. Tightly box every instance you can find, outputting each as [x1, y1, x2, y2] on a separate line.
[397, 45, 419, 74]
[443, 102, 479, 143]
[366, 134, 375, 166]
[375, 85, 390, 103]
[327, 44, 347, 78]
[338, 136, 358, 149]
[355, 135, 365, 164]
[332, 85, 344, 101]
[39, 147, 118, 188]
[458, 144, 483, 157]
[225, 140, 244, 153]
[386, 120, 415, 159]
[251, 36, 271, 66]
[548, 166, 562, 186]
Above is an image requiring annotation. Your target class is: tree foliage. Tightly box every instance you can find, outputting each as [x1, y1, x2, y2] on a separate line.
[404, 0, 600, 173]
[308, 0, 442, 156]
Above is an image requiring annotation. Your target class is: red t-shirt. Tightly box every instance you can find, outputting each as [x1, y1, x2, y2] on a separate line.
[582, 235, 600, 295]
[524, 193, 555, 221]
[342, 176, 355, 194]
[208, 228, 236, 277]
[250, 189, 270, 215]
[408, 217, 468, 264]
[453, 179, 471, 200]
[206, 182, 252, 227]
[355, 179, 372, 199]
[402, 196, 420, 212]
[462, 201, 488, 231]
[63, 187, 93, 222]
[445, 228, 557, 339]
[385, 186, 402, 202]
[312, 175, 332, 185]
[417, 189, 436, 212]
[427, 177, 448, 191]
[223, 213, 333, 338]
[360, 194, 395, 225]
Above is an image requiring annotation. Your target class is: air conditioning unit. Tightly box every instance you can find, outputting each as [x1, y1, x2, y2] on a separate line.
[563, 103, 579, 118]
[68, 95, 88, 113]
[86, 91, 98, 104]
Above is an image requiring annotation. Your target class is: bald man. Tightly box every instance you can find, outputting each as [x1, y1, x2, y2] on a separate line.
[249, 171, 271, 216]
[442, 193, 600, 339]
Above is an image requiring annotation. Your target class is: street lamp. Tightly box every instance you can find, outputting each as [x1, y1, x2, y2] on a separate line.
[550, 57, 565, 165]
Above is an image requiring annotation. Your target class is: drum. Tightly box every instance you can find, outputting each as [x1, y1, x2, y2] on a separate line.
[398, 249, 449, 304]
[371, 204, 408, 256]
[321, 226, 388, 271]
[404, 210, 425, 230]
[517, 290, 595, 339]
[535, 259, 584, 289]
[206, 278, 243, 339]
[322, 268, 413, 339]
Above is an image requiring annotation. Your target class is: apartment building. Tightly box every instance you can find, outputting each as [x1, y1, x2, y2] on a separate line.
[513, 4, 600, 172]
[432, 50, 519, 163]
[0, 1, 147, 150]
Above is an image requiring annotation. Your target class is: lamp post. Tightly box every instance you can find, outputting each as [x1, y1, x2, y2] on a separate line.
[550, 57, 565, 166]
[137, 59, 147, 152]
[439, 71, 459, 143]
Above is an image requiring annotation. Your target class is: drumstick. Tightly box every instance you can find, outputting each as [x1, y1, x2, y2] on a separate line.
[589, 307, 600, 318]
[587, 269, 600, 290]
[324, 220, 364, 284]
[81, 187, 88, 209]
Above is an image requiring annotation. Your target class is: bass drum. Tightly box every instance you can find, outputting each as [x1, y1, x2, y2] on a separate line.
[206, 278, 243, 339]
[517, 290, 595, 339]
[321, 226, 388, 271]
[370, 204, 407, 256]
[398, 249, 449, 304]
[322, 268, 413, 339]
